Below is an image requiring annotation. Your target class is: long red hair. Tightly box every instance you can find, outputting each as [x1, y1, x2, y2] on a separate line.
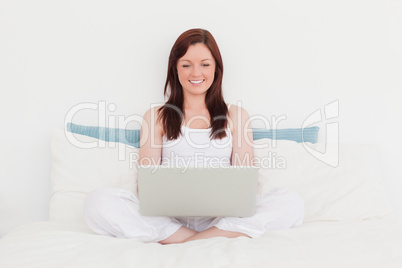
[157, 28, 228, 140]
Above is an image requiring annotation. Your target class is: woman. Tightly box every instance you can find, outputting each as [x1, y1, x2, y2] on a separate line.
[84, 28, 304, 244]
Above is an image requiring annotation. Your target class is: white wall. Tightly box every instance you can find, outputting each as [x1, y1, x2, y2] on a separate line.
[1, 0, 401, 237]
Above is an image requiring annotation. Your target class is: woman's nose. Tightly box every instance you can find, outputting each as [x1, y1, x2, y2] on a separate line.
[191, 65, 201, 76]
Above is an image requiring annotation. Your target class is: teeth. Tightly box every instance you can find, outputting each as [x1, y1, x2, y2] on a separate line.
[190, 80, 204, 84]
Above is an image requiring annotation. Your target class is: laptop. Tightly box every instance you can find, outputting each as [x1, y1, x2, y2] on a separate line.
[137, 165, 259, 217]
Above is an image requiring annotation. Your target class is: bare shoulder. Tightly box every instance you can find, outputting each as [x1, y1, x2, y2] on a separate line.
[142, 105, 164, 137]
[227, 104, 251, 131]
[142, 105, 163, 123]
[228, 104, 249, 116]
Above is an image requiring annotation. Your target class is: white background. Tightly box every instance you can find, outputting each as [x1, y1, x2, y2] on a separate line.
[0, 0, 401, 237]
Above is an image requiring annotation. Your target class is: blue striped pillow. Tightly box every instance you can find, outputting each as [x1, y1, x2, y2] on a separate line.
[66, 123, 319, 148]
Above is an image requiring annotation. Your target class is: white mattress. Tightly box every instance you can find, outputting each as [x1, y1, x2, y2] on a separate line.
[2, 133, 400, 267]
[1, 219, 401, 268]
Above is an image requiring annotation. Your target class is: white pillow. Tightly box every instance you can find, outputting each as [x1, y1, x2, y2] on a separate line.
[253, 139, 395, 222]
[50, 128, 139, 222]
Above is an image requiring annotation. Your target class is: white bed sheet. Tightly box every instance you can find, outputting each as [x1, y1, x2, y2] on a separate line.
[1, 219, 401, 268]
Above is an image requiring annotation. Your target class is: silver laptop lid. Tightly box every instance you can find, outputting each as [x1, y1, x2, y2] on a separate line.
[138, 165, 259, 217]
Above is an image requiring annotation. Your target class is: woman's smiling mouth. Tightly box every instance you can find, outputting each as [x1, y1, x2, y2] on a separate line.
[189, 79, 205, 85]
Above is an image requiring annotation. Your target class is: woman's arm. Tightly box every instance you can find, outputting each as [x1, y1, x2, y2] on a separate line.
[229, 105, 254, 166]
[138, 106, 164, 166]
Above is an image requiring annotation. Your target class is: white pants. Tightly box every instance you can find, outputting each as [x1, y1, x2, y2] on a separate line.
[84, 188, 305, 243]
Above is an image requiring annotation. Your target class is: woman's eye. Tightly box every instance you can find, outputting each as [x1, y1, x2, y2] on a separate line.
[182, 65, 190, 68]
[202, 64, 210, 67]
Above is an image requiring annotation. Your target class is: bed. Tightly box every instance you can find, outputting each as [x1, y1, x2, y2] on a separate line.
[0, 127, 401, 267]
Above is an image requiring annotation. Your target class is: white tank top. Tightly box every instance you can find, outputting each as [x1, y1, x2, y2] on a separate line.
[161, 104, 232, 168]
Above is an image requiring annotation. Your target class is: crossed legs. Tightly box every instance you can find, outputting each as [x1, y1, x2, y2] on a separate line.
[84, 188, 304, 244]
[158, 226, 250, 245]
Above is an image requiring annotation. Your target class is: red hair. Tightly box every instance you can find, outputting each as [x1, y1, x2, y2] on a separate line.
[158, 28, 228, 140]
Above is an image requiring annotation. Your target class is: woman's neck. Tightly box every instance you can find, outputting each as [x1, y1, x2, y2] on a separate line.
[182, 97, 210, 128]
[183, 97, 207, 112]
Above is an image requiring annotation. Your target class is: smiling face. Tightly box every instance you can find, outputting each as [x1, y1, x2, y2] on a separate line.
[176, 43, 216, 98]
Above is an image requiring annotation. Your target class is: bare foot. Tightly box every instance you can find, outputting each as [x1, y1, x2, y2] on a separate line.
[158, 227, 198, 245]
[184, 227, 250, 242]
